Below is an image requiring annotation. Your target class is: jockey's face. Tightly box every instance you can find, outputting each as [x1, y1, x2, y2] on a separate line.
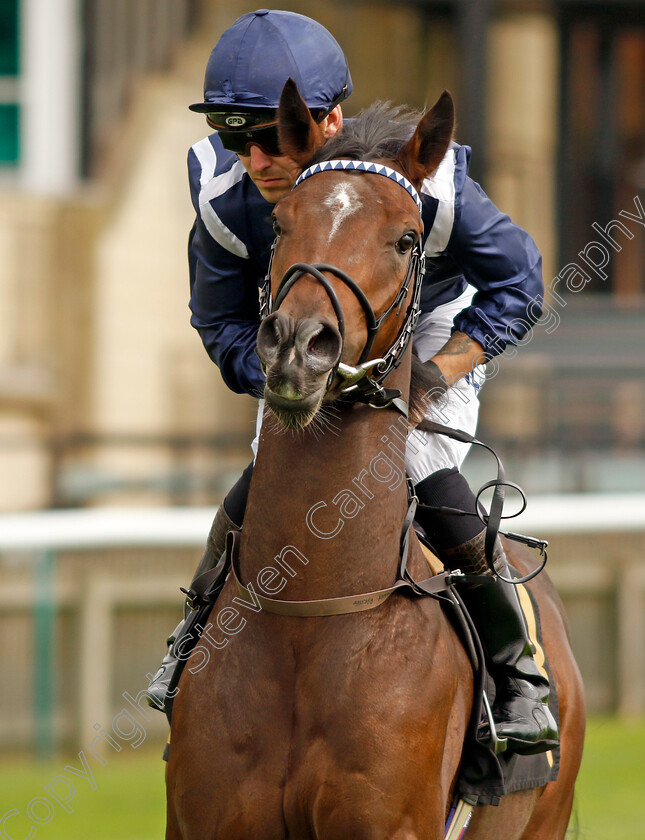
[238, 106, 343, 204]
[238, 146, 303, 203]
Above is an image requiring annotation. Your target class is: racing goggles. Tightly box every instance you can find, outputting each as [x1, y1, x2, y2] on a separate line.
[208, 111, 281, 156]
[206, 108, 330, 157]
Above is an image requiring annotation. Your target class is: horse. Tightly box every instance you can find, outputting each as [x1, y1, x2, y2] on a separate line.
[165, 83, 585, 840]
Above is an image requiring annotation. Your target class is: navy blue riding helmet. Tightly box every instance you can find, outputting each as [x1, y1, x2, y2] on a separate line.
[188, 9, 352, 115]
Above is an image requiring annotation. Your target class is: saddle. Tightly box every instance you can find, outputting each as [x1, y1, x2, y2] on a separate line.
[415, 537, 560, 810]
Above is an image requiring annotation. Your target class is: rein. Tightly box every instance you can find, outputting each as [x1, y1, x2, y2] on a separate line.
[259, 159, 426, 414]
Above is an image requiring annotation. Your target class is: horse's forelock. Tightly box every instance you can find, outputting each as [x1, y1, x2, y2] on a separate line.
[310, 102, 422, 165]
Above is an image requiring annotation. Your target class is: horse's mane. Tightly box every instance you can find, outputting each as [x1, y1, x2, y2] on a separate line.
[310, 101, 422, 164]
[409, 353, 450, 426]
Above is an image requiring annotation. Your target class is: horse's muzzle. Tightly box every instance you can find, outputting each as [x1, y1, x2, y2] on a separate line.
[257, 313, 342, 426]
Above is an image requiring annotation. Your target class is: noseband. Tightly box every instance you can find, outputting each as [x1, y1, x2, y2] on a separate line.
[259, 159, 426, 412]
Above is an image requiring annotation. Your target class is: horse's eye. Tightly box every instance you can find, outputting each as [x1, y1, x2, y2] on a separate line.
[272, 218, 282, 236]
[396, 233, 416, 254]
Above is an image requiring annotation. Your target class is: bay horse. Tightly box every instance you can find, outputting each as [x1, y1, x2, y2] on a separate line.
[165, 84, 585, 839]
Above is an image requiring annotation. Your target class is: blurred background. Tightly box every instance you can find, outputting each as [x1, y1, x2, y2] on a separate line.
[0, 0, 644, 834]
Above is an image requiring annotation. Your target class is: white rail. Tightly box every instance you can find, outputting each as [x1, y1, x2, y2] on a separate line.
[0, 506, 217, 550]
[0, 494, 644, 552]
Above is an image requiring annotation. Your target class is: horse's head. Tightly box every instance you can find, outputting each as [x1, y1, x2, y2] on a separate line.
[256, 81, 454, 429]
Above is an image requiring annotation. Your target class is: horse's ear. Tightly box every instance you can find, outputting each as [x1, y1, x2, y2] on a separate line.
[398, 91, 455, 186]
[277, 78, 326, 165]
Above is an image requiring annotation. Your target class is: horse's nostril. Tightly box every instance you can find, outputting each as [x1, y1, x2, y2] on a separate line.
[302, 322, 342, 371]
[307, 326, 331, 355]
[257, 312, 288, 364]
[258, 315, 342, 374]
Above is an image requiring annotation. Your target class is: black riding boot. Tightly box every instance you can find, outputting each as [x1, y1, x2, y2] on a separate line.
[146, 503, 241, 711]
[147, 461, 254, 713]
[415, 468, 559, 755]
[445, 532, 559, 754]
[147, 463, 254, 710]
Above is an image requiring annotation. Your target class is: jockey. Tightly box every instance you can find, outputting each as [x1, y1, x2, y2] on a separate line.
[148, 9, 558, 756]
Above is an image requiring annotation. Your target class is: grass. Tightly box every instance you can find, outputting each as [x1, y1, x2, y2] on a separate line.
[0, 745, 166, 839]
[0, 717, 643, 839]
[573, 716, 645, 840]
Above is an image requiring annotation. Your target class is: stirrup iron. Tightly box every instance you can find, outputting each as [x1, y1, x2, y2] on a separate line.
[481, 691, 508, 755]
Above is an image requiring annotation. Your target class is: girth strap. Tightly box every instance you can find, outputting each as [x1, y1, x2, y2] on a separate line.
[228, 530, 455, 617]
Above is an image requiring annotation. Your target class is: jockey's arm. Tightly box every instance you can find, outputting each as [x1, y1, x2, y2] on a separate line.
[430, 331, 486, 386]
[187, 139, 267, 397]
[445, 173, 545, 362]
[188, 214, 265, 396]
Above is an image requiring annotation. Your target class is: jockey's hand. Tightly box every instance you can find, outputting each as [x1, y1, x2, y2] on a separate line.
[431, 331, 486, 387]
[409, 332, 486, 427]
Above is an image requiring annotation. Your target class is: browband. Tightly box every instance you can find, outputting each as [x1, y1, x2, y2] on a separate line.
[294, 159, 423, 215]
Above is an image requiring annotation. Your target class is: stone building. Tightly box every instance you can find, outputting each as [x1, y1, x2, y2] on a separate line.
[0, 0, 643, 510]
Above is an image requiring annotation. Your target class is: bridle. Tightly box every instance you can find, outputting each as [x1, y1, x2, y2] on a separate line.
[259, 159, 426, 414]
[257, 160, 549, 597]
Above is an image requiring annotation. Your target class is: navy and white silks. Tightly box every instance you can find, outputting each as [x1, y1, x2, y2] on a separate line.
[187, 134, 544, 481]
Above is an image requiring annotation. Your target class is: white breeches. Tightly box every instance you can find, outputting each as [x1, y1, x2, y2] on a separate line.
[404, 285, 484, 484]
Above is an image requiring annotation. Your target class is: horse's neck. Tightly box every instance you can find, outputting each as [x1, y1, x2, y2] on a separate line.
[240, 372, 412, 596]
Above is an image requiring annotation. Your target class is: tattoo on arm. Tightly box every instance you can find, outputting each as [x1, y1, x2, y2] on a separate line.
[431, 331, 487, 385]
[435, 332, 479, 357]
